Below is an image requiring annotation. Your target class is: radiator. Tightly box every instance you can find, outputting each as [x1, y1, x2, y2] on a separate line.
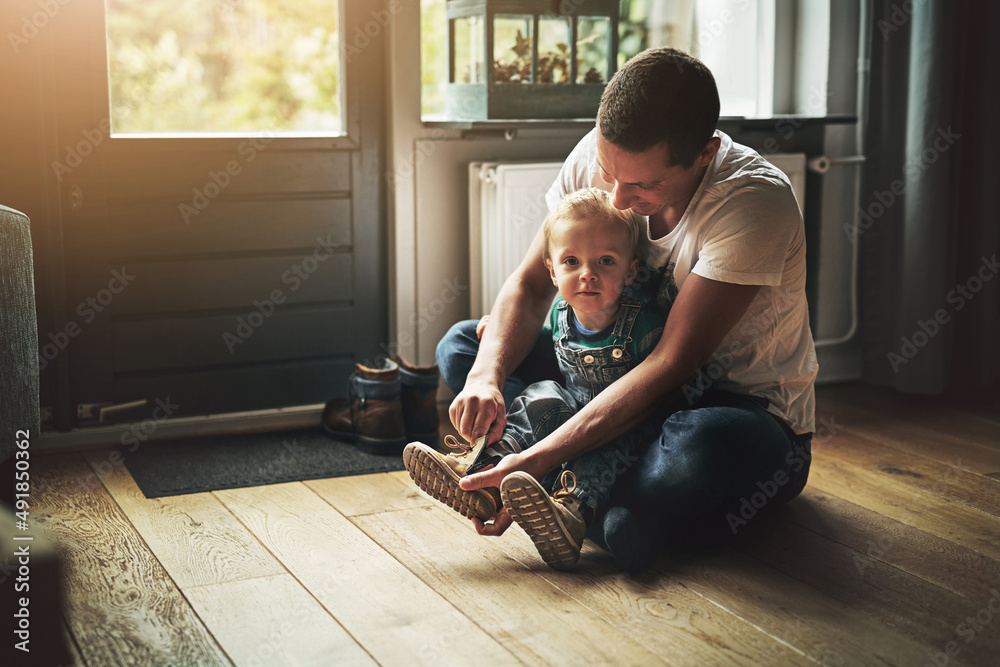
[468, 154, 806, 317]
[468, 161, 563, 317]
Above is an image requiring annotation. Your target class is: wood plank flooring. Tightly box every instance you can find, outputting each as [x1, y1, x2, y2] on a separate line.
[28, 383, 1000, 666]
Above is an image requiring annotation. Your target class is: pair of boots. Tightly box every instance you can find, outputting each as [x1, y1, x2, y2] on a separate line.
[322, 357, 439, 455]
[403, 437, 587, 571]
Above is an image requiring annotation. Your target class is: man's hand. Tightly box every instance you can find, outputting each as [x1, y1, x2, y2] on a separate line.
[460, 452, 553, 536]
[449, 381, 507, 444]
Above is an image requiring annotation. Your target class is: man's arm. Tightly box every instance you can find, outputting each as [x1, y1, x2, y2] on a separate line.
[461, 274, 762, 517]
[450, 223, 557, 444]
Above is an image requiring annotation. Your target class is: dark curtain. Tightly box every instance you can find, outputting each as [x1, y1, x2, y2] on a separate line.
[861, 0, 999, 405]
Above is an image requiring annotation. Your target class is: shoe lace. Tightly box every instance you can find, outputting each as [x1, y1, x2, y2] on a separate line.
[553, 470, 578, 501]
[443, 435, 473, 457]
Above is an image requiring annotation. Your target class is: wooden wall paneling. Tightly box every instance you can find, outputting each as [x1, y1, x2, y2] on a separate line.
[101, 197, 353, 257]
[109, 254, 354, 315]
[30, 0, 387, 421]
[343, 0, 387, 366]
[112, 357, 354, 416]
[112, 306, 357, 374]
[50, 0, 118, 414]
[102, 149, 352, 199]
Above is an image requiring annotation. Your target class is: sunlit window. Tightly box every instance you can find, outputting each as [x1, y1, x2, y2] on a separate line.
[636, 0, 772, 117]
[105, 0, 343, 136]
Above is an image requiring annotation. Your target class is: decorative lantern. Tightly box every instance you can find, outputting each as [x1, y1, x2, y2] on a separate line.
[446, 0, 619, 120]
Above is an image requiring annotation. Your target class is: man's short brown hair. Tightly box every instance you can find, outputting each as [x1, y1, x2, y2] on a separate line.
[598, 47, 720, 169]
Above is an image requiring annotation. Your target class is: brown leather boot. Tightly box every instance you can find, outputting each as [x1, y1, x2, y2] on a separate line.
[396, 355, 440, 442]
[322, 359, 406, 455]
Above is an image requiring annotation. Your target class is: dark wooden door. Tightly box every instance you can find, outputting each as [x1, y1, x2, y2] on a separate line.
[17, 0, 387, 422]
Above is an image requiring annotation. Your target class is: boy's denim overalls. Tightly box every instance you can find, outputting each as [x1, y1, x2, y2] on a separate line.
[500, 299, 664, 512]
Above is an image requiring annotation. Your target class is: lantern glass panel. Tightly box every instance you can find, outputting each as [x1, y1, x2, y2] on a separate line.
[453, 15, 484, 84]
[618, 0, 650, 69]
[493, 14, 533, 83]
[537, 16, 571, 84]
[576, 16, 610, 84]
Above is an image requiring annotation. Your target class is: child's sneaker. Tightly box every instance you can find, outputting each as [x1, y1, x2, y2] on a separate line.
[501, 470, 586, 571]
[403, 435, 502, 522]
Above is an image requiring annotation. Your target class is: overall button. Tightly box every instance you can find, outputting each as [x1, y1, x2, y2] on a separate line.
[583, 354, 595, 364]
[612, 348, 623, 359]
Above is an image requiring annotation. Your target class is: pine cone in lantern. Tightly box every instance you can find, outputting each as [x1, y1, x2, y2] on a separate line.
[493, 60, 512, 82]
[538, 55, 553, 83]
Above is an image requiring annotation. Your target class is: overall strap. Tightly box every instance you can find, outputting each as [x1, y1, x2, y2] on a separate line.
[610, 298, 644, 342]
[555, 299, 573, 342]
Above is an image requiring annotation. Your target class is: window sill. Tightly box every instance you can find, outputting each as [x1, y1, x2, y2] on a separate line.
[421, 117, 597, 131]
[421, 114, 857, 131]
[421, 114, 858, 132]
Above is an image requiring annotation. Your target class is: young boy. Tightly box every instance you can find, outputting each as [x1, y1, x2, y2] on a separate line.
[404, 187, 668, 570]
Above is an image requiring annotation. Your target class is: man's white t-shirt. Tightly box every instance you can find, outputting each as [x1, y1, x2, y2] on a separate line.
[545, 129, 818, 434]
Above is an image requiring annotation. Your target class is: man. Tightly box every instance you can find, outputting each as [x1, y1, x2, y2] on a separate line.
[436, 47, 817, 570]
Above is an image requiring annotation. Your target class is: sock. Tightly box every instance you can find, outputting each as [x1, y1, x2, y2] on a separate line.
[466, 435, 522, 474]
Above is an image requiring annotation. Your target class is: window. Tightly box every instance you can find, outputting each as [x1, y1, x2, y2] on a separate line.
[105, 0, 344, 136]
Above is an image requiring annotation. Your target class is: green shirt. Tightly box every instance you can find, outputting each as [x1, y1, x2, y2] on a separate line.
[543, 297, 666, 361]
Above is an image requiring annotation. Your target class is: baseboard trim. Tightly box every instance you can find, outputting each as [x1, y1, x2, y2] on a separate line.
[34, 404, 324, 454]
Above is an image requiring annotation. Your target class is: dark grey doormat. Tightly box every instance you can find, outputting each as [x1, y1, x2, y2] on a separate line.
[120, 429, 404, 499]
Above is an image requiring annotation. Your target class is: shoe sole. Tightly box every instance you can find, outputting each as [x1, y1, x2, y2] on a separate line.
[403, 443, 497, 522]
[501, 472, 582, 571]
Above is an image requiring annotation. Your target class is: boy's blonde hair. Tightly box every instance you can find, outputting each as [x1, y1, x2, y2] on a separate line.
[542, 187, 645, 262]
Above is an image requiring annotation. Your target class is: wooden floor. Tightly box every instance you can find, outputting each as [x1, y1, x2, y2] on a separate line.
[30, 383, 1000, 666]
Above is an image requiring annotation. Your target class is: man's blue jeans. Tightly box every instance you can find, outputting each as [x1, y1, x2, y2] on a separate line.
[436, 320, 812, 540]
